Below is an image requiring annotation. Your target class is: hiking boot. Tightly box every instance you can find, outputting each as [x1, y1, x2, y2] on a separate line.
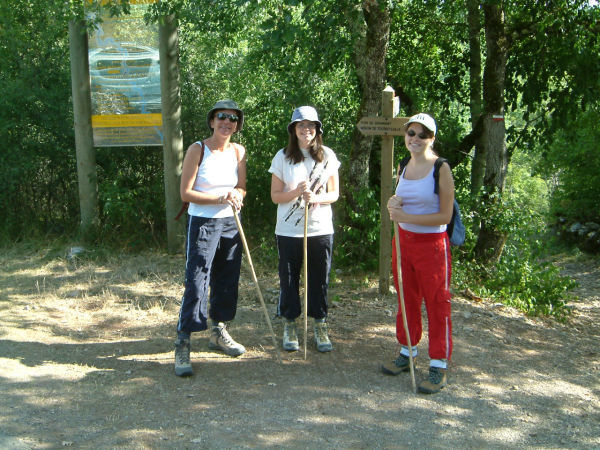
[381, 353, 415, 375]
[283, 320, 300, 352]
[174, 338, 193, 377]
[208, 322, 246, 357]
[418, 367, 447, 394]
[314, 319, 333, 352]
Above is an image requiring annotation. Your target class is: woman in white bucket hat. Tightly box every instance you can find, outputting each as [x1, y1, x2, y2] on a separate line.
[269, 106, 341, 353]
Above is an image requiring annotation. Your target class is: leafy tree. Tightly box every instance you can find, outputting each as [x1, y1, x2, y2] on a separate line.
[2, 0, 598, 275]
[0, 1, 78, 239]
[543, 105, 600, 226]
[472, 0, 600, 263]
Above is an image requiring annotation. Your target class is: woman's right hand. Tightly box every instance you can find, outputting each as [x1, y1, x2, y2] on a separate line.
[387, 195, 403, 211]
[296, 180, 308, 197]
[226, 189, 244, 211]
[387, 195, 404, 222]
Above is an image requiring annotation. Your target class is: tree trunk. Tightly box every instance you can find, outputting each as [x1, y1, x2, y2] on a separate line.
[345, 0, 390, 206]
[69, 19, 98, 241]
[159, 14, 185, 254]
[474, 2, 509, 264]
[467, 0, 485, 196]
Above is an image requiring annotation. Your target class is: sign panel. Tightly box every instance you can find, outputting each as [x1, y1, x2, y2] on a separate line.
[87, 0, 162, 146]
[357, 116, 409, 136]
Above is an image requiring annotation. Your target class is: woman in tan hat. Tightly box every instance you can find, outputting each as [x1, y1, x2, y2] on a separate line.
[174, 99, 247, 377]
[269, 106, 341, 353]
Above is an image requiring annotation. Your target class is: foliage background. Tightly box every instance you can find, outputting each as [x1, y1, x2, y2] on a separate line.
[1, 0, 598, 318]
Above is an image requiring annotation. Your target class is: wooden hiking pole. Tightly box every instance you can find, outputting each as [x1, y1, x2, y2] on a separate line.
[303, 205, 309, 360]
[231, 206, 282, 363]
[393, 223, 417, 393]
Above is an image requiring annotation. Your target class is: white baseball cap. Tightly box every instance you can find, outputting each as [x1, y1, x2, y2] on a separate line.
[405, 113, 437, 136]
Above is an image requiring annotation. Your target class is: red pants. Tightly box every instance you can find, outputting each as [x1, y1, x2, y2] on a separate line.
[392, 227, 452, 361]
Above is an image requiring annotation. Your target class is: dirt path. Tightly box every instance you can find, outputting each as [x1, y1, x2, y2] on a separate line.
[0, 246, 598, 448]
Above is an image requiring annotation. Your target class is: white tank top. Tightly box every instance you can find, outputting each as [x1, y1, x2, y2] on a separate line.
[395, 166, 446, 234]
[187, 142, 244, 218]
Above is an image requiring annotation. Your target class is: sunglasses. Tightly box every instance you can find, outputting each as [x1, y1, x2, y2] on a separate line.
[296, 122, 316, 130]
[406, 129, 429, 139]
[215, 112, 239, 122]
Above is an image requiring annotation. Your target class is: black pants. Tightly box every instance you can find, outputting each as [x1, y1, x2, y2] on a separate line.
[276, 234, 333, 321]
[177, 215, 242, 333]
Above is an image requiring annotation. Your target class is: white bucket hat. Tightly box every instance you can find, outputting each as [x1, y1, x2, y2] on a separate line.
[405, 113, 437, 136]
[287, 106, 323, 135]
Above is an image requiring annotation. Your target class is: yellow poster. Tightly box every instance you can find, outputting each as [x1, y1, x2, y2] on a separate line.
[87, 0, 162, 146]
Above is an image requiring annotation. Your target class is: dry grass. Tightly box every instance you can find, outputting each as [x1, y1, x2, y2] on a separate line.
[0, 242, 184, 343]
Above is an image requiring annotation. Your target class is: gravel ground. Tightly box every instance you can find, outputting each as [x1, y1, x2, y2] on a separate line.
[0, 247, 598, 448]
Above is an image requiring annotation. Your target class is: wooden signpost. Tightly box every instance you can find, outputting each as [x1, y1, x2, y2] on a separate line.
[357, 86, 409, 294]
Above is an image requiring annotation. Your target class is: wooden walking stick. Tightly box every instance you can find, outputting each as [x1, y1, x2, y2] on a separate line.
[393, 223, 417, 393]
[231, 206, 282, 363]
[303, 205, 309, 360]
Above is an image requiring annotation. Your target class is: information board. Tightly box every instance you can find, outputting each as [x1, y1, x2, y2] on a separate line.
[87, 0, 162, 146]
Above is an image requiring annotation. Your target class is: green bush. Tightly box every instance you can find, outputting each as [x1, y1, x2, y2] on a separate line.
[95, 147, 166, 249]
[453, 151, 577, 320]
[0, 1, 78, 243]
[336, 187, 381, 271]
[544, 106, 600, 225]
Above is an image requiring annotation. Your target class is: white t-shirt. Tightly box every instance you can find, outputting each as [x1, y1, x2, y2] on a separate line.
[396, 165, 446, 234]
[188, 142, 245, 218]
[269, 146, 340, 237]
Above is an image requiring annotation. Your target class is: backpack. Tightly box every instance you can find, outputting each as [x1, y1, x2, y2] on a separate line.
[397, 156, 465, 246]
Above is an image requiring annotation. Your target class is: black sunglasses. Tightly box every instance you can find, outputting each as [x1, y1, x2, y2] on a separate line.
[406, 129, 429, 139]
[216, 112, 239, 122]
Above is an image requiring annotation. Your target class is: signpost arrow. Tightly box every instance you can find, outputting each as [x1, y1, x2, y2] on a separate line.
[357, 116, 409, 136]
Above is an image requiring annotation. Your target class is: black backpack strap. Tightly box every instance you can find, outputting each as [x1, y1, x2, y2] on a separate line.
[433, 157, 448, 195]
[396, 155, 411, 183]
[198, 140, 206, 164]
[175, 141, 205, 221]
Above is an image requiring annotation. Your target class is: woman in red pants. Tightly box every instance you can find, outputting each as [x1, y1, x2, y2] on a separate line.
[381, 113, 455, 394]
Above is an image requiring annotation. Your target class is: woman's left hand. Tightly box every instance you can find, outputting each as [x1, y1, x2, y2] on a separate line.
[227, 189, 244, 210]
[389, 207, 406, 223]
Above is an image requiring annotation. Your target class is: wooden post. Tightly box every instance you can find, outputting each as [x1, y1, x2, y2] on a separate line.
[69, 19, 98, 240]
[379, 86, 395, 294]
[356, 87, 408, 294]
[159, 15, 185, 254]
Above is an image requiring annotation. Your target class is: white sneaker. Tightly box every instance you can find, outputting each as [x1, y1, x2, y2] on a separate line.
[314, 319, 333, 352]
[208, 322, 246, 356]
[283, 320, 300, 351]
